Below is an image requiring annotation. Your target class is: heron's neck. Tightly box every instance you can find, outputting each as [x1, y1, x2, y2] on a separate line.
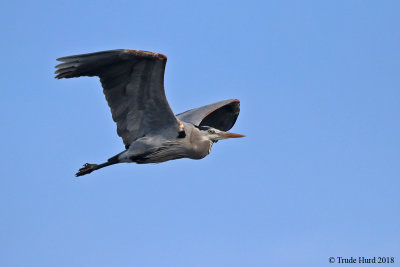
[191, 129, 213, 157]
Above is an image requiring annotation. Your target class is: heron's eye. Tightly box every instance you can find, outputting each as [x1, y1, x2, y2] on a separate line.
[208, 129, 214, 134]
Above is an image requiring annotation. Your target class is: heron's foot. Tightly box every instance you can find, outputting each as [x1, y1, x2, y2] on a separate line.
[76, 163, 98, 177]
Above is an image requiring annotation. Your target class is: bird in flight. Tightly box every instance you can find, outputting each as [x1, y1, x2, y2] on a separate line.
[55, 49, 244, 177]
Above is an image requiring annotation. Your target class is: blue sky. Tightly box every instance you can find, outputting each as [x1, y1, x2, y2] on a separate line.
[1, 0, 399, 266]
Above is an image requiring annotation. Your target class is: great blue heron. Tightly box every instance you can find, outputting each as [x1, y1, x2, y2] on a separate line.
[55, 49, 244, 176]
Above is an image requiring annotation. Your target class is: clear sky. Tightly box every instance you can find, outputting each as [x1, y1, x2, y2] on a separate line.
[1, 0, 399, 266]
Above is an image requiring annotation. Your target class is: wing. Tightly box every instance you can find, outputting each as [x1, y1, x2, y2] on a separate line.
[176, 99, 240, 131]
[55, 49, 179, 147]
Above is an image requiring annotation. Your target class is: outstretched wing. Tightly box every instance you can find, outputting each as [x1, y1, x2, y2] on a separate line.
[55, 49, 178, 147]
[176, 99, 240, 131]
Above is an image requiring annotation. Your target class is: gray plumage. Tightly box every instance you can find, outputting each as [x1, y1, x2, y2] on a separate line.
[55, 49, 244, 176]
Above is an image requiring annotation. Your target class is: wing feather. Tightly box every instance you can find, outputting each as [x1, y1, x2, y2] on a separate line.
[55, 49, 178, 147]
[176, 99, 240, 131]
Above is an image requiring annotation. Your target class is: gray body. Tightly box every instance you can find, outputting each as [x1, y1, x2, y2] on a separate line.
[55, 49, 243, 176]
[119, 121, 212, 164]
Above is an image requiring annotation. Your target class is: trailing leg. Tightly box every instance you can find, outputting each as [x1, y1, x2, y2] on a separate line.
[75, 154, 121, 177]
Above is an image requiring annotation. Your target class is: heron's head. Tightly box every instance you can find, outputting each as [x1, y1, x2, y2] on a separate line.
[197, 126, 245, 142]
